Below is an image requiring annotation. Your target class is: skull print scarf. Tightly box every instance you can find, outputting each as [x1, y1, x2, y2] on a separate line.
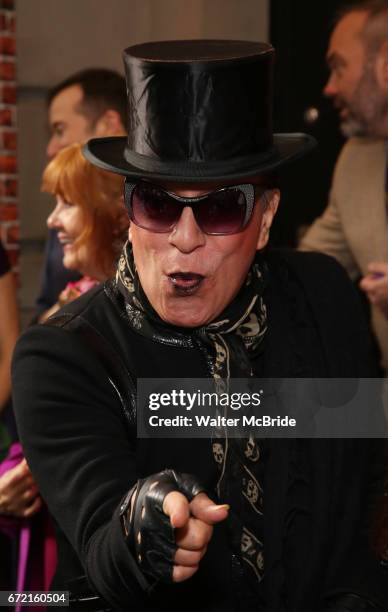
[115, 241, 268, 600]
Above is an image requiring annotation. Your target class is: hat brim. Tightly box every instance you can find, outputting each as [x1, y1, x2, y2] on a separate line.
[83, 133, 316, 183]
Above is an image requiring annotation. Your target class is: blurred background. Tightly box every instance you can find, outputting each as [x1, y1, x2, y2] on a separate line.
[2, 0, 344, 325]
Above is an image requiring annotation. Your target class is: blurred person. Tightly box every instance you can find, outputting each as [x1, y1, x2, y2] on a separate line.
[46, 69, 126, 160]
[40, 142, 127, 321]
[37, 68, 127, 314]
[0, 239, 26, 520]
[0, 238, 24, 517]
[359, 261, 388, 319]
[12, 40, 388, 612]
[0, 240, 38, 597]
[0, 145, 126, 597]
[300, 0, 388, 373]
[0, 458, 40, 518]
[299, 1, 388, 572]
[0, 240, 18, 416]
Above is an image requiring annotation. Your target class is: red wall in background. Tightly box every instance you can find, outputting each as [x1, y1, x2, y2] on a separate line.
[0, 0, 18, 274]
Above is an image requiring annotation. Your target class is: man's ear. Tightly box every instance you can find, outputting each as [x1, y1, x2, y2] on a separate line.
[128, 223, 133, 243]
[93, 109, 126, 137]
[375, 41, 388, 91]
[256, 189, 280, 250]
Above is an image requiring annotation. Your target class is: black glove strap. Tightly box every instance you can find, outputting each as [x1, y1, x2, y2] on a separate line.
[120, 469, 205, 583]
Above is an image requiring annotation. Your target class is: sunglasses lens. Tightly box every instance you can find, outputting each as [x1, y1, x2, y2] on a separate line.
[132, 184, 181, 232]
[196, 188, 247, 234]
[129, 182, 250, 235]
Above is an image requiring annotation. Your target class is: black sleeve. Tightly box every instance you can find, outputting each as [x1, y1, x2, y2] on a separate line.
[12, 324, 145, 609]
[0, 240, 10, 277]
[280, 250, 381, 376]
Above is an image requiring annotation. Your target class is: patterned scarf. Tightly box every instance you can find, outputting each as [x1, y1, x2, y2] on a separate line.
[116, 242, 268, 599]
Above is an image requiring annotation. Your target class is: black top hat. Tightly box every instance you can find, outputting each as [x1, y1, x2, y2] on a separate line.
[84, 39, 315, 182]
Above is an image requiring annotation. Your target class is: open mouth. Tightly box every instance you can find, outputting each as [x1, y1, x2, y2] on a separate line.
[58, 236, 73, 249]
[168, 272, 205, 295]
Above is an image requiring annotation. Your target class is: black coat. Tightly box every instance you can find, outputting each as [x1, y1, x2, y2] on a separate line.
[12, 251, 388, 611]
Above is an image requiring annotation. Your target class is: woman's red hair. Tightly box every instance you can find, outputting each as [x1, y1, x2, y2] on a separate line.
[42, 143, 127, 277]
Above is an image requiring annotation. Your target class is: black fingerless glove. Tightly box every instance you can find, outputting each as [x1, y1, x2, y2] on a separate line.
[326, 593, 383, 612]
[120, 469, 205, 583]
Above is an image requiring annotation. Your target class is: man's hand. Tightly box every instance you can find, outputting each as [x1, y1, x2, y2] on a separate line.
[163, 490, 229, 582]
[0, 459, 42, 517]
[359, 262, 388, 318]
[124, 470, 228, 584]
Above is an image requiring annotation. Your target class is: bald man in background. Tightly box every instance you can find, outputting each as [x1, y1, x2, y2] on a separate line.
[300, 0, 388, 376]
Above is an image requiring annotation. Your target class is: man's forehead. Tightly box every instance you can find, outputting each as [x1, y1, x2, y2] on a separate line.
[327, 10, 369, 60]
[49, 83, 84, 118]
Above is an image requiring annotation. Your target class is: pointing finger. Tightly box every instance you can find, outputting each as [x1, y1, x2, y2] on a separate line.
[190, 493, 229, 525]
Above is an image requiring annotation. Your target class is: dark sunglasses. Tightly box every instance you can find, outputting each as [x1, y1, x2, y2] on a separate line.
[124, 180, 262, 236]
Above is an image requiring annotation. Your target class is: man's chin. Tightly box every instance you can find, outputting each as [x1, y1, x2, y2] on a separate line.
[159, 300, 213, 328]
[339, 117, 368, 139]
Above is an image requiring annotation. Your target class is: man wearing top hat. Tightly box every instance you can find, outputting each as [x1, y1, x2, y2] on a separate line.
[12, 40, 388, 611]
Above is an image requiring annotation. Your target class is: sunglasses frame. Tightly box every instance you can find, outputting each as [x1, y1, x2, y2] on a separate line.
[124, 179, 260, 236]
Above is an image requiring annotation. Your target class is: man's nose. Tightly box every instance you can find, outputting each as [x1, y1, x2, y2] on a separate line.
[168, 206, 206, 253]
[46, 137, 61, 160]
[323, 73, 337, 98]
